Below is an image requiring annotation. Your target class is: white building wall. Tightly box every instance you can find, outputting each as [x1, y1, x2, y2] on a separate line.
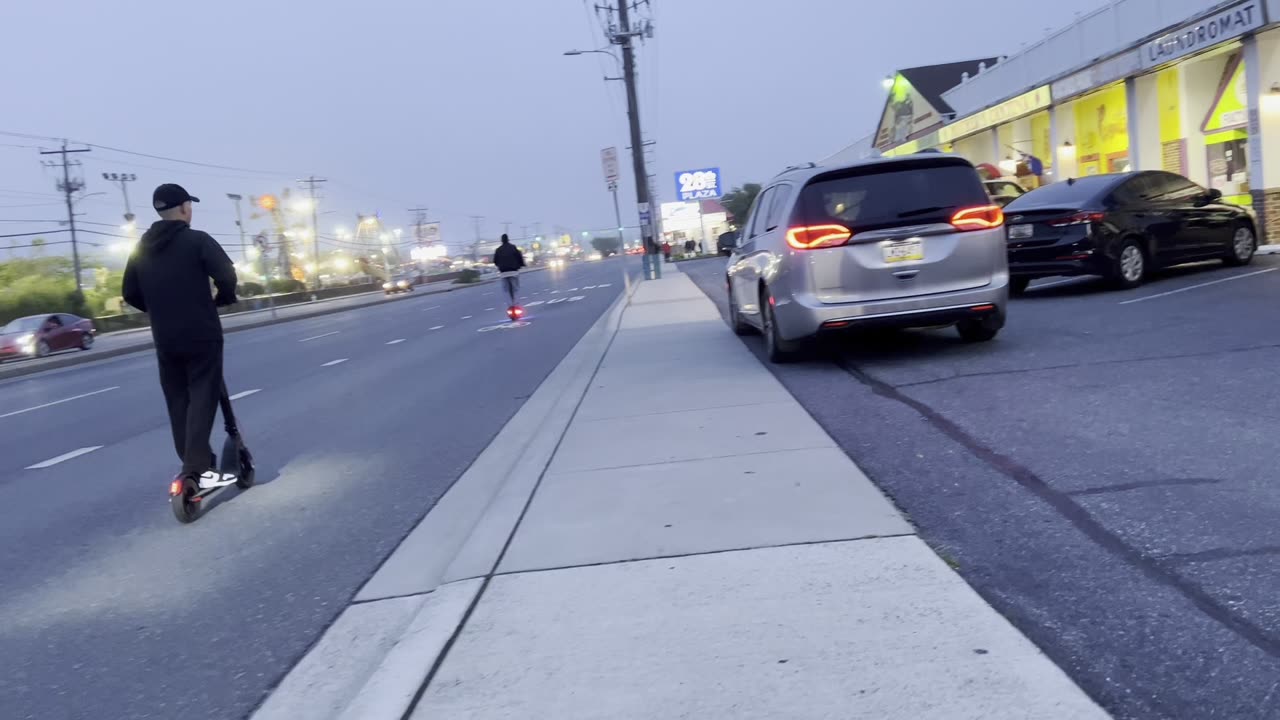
[1254, 27, 1280, 188]
[943, 0, 1254, 118]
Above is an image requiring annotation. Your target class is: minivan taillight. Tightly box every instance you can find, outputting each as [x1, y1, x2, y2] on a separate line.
[951, 204, 1004, 231]
[1047, 212, 1105, 227]
[786, 224, 853, 250]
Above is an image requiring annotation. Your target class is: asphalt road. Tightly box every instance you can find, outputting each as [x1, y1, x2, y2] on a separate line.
[684, 254, 1280, 720]
[0, 259, 632, 720]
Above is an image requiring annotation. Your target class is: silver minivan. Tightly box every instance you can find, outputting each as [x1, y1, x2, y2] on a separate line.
[726, 154, 1009, 362]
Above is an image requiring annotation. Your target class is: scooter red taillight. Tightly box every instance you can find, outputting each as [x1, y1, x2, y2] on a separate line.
[507, 306, 525, 320]
[169, 480, 184, 496]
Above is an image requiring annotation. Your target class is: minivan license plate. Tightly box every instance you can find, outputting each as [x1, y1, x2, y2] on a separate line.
[883, 239, 923, 263]
[1009, 224, 1033, 239]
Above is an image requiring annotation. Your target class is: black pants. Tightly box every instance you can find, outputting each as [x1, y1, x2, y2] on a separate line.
[156, 342, 224, 476]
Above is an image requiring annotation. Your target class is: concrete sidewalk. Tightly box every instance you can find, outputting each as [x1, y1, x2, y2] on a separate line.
[256, 263, 1109, 719]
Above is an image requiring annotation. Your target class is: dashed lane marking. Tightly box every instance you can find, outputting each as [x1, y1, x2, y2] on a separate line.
[429, 325, 444, 330]
[322, 358, 349, 367]
[299, 331, 339, 342]
[0, 386, 120, 419]
[228, 389, 261, 401]
[26, 446, 103, 470]
[386, 339, 406, 345]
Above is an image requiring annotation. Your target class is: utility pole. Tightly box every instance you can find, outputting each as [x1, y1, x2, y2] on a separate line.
[408, 206, 430, 243]
[298, 176, 327, 288]
[469, 215, 484, 260]
[610, 181, 624, 252]
[41, 141, 91, 299]
[501, 221, 512, 237]
[613, 0, 659, 279]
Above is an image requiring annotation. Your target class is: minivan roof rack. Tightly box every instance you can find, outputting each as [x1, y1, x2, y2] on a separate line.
[774, 162, 817, 177]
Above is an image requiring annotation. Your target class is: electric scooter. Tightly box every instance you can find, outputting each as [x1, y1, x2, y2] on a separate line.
[169, 383, 256, 524]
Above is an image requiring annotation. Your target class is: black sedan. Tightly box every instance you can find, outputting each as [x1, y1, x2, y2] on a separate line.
[1003, 171, 1257, 294]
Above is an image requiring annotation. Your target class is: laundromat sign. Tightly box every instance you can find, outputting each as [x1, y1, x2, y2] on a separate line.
[1140, 0, 1265, 69]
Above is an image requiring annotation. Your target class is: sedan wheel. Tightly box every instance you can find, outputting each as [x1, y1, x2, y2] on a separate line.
[80, 333, 94, 351]
[35, 340, 50, 358]
[1113, 240, 1146, 289]
[1225, 226, 1256, 267]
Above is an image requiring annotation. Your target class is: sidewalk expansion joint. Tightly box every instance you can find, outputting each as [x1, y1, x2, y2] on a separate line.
[550, 444, 836, 476]
[578, 398, 792, 422]
[493, 532, 921, 578]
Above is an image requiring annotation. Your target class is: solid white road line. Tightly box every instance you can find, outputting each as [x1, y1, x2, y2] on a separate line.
[299, 331, 339, 342]
[1119, 268, 1278, 305]
[322, 358, 349, 367]
[26, 446, 103, 470]
[429, 325, 444, 330]
[228, 389, 262, 401]
[0, 386, 120, 419]
[386, 339, 406, 345]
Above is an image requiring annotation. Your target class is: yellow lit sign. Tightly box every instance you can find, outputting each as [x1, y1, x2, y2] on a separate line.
[939, 86, 1053, 144]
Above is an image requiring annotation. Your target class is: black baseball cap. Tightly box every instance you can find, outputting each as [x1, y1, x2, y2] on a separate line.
[152, 183, 200, 212]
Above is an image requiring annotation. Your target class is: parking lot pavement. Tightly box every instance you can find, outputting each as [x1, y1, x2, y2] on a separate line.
[683, 255, 1280, 720]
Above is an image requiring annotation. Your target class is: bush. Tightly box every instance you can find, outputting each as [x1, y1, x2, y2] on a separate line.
[240, 282, 266, 297]
[268, 278, 305, 294]
[454, 268, 482, 284]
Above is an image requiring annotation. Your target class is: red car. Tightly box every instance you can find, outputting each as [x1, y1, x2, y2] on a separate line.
[0, 313, 96, 360]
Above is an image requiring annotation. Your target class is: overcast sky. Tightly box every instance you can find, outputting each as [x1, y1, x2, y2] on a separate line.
[0, 0, 1108, 255]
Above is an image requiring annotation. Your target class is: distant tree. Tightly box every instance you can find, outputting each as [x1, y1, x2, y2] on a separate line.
[590, 235, 622, 256]
[29, 237, 46, 256]
[719, 184, 761, 229]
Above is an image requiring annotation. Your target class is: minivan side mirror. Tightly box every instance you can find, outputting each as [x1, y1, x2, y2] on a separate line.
[1206, 188, 1223, 202]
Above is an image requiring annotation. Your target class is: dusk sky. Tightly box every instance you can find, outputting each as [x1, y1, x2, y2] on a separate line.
[0, 0, 1109, 256]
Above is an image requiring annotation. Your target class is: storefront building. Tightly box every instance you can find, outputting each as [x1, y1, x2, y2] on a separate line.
[868, 0, 1280, 240]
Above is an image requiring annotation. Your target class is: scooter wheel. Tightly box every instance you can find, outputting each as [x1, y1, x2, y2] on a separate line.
[235, 447, 256, 489]
[171, 477, 201, 524]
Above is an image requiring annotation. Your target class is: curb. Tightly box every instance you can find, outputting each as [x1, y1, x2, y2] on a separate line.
[0, 273, 520, 382]
[250, 278, 635, 720]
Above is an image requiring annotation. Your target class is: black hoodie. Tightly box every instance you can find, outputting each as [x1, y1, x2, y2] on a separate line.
[123, 220, 238, 348]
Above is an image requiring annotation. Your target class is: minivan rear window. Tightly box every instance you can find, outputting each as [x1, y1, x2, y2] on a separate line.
[794, 162, 989, 232]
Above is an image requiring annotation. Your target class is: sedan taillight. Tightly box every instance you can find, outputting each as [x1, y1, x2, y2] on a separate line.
[1047, 212, 1105, 227]
[786, 224, 853, 250]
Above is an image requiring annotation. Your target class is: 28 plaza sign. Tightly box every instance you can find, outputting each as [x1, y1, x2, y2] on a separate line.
[675, 168, 723, 201]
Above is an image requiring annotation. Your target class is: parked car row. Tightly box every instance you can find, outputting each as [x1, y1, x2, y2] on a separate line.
[0, 314, 96, 361]
[725, 153, 1259, 363]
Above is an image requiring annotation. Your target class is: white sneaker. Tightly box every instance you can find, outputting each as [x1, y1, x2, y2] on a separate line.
[197, 470, 237, 489]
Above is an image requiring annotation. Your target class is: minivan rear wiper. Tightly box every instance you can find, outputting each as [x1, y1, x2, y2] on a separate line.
[896, 206, 949, 218]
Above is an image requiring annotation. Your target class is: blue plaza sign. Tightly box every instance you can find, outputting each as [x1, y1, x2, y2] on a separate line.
[675, 168, 723, 201]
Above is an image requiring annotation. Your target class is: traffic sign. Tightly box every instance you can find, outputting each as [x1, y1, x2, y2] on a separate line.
[674, 168, 722, 201]
[601, 147, 619, 188]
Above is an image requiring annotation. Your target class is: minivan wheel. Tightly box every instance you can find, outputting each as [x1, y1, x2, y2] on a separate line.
[1111, 239, 1146, 289]
[727, 282, 753, 336]
[956, 314, 1002, 342]
[1010, 277, 1031, 296]
[1225, 225, 1256, 267]
[760, 289, 802, 363]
